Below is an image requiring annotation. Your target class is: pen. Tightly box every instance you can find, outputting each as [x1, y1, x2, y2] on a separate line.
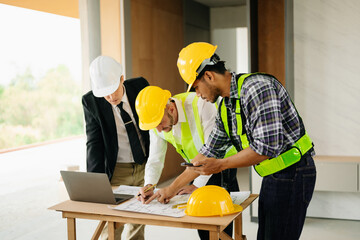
[171, 202, 187, 209]
[137, 184, 156, 197]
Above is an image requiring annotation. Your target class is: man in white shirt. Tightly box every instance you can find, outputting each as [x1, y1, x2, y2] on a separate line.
[135, 86, 238, 240]
[82, 56, 150, 240]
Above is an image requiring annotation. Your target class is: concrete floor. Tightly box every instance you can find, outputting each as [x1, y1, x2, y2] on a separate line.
[0, 137, 359, 239]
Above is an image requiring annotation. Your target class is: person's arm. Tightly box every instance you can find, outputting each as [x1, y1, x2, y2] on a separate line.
[188, 98, 217, 189]
[138, 183, 156, 203]
[177, 174, 211, 195]
[191, 147, 268, 175]
[143, 146, 267, 203]
[176, 184, 198, 195]
[191, 75, 288, 174]
[82, 95, 105, 173]
[198, 97, 217, 141]
[242, 76, 289, 159]
[144, 130, 167, 186]
[145, 156, 205, 204]
[138, 130, 167, 203]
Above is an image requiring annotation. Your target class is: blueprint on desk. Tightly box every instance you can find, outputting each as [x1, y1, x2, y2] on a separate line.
[113, 194, 190, 218]
[112, 187, 251, 218]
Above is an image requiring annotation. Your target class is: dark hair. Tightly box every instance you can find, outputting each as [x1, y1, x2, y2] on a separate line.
[196, 54, 227, 80]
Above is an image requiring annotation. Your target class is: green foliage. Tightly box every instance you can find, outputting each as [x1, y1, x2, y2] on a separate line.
[9, 67, 36, 90]
[0, 65, 84, 149]
[0, 85, 4, 96]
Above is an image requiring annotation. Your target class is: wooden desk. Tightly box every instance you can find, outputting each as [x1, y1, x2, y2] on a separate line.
[49, 194, 258, 240]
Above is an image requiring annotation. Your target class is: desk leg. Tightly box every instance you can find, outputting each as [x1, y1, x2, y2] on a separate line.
[234, 213, 247, 240]
[209, 230, 219, 240]
[92, 221, 106, 240]
[219, 231, 232, 240]
[108, 221, 115, 240]
[67, 218, 76, 240]
[115, 222, 124, 229]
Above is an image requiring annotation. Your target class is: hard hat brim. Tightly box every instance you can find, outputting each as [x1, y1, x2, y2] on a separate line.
[139, 117, 162, 131]
[232, 204, 243, 214]
[92, 78, 120, 97]
[184, 204, 243, 217]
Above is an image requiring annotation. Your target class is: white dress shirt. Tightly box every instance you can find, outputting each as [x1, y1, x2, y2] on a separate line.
[112, 85, 146, 163]
[144, 97, 218, 187]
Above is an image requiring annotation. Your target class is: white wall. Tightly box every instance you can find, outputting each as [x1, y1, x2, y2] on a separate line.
[294, 0, 360, 156]
[210, 6, 247, 29]
[294, 0, 360, 221]
[249, 0, 360, 221]
[236, 27, 248, 73]
[210, 5, 248, 73]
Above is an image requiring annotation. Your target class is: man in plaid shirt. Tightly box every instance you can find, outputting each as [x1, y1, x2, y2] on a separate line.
[148, 42, 316, 240]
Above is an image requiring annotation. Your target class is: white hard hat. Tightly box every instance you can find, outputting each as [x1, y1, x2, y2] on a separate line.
[89, 56, 123, 97]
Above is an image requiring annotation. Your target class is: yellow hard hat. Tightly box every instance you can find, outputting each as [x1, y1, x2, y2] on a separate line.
[135, 86, 171, 130]
[184, 185, 243, 217]
[177, 42, 217, 92]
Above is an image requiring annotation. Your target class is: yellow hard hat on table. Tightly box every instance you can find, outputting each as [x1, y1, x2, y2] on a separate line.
[177, 42, 217, 92]
[135, 86, 171, 130]
[185, 185, 243, 217]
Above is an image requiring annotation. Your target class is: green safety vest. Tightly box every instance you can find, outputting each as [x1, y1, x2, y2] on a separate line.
[220, 73, 313, 177]
[155, 92, 237, 162]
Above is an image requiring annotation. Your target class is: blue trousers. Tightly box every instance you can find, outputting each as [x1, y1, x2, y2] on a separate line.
[257, 152, 316, 240]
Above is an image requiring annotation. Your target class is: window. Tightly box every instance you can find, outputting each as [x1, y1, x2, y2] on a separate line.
[0, 4, 83, 150]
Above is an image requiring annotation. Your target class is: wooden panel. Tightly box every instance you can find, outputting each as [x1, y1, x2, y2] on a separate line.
[184, 0, 210, 30]
[314, 155, 360, 163]
[100, 0, 122, 62]
[256, 0, 285, 85]
[0, 0, 79, 18]
[315, 161, 358, 192]
[184, 0, 210, 52]
[131, 0, 184, 182]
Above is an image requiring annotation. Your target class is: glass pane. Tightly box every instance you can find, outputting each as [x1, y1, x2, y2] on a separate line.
[0, 4, 83, 150]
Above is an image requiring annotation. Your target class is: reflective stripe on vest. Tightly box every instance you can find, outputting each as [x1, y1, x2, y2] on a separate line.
[155, 93, 203, 162]
[254, 132, 313, 176]
[156, 93, 237, 162]
[220, 73, 313, 177]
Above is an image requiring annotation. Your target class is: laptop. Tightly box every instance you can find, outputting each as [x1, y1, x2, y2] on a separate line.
[60, 170, 134, 205]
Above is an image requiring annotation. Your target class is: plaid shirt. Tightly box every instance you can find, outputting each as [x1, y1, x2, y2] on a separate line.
[200, 72, 304, 159]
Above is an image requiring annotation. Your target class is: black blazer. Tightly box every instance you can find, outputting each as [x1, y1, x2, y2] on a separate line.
[82, 77, 150, 180]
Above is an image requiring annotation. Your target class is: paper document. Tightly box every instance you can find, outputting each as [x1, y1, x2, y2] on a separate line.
[112, 187, 251, 218]
[113, 185, 144, 196]
[113, 194, 190, 218]
[230, 191, 250, 205]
